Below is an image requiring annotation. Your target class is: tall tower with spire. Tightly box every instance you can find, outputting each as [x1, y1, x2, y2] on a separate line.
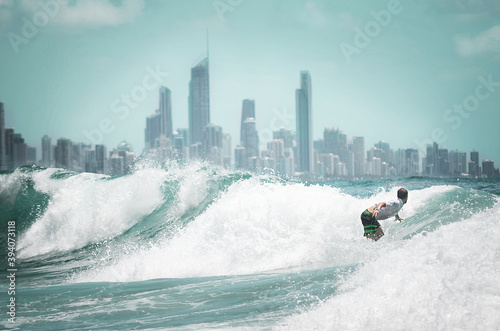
[188, 32, 211, 147]
[295, 71, 313, 173]
[159, 86, 173, 139]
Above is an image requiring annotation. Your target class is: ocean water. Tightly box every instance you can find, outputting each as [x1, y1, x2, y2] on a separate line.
[1, 162, 499, 330]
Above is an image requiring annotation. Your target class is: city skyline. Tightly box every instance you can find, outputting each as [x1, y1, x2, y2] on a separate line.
[1, 1, 500, 164]
[1, 97, 498, 179]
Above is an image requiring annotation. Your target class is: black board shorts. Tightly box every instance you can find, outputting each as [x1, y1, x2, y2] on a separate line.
[361, 210, 381, 236]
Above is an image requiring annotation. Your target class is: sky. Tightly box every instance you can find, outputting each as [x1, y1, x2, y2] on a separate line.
[1, 0, 500, 165]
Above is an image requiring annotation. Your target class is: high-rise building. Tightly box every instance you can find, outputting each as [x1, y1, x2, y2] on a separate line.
[173, 128, 189, 160]
[393, 148, 417, 177]
[145, 111, 161, 152]
[241, 118, 259, 159]
[374, 141, 392, 164]
[234, 146, 246, 170]
[0, 102, 5, 170]
[469, 150, 480, 177]
[273, 128, 293, 149]
[470, 150, 479, 165]
[42, 135, 52, 167]
[323, 128, 350, 166]
[176, 128, 189, 148]
[203, 123, 223, 165]
[424, 142, 441, 176]
[55, 138, 73, 170]
[352, 136, 365, 177]
[27, 146, 36, 165]
[482, 160, 496, 178]
[112, 141, 135, 175]
[240, 99, 255, 143]
[338, 133, 348, 164]
[172, 131, 186, 160]
[370, 157, 382, 177]
[73, 142, 89, 172]
[12, 133, 27, 169]
[324, 128, 340, 156]
[267, 139, 285, 159]
[189, 57, 210, 146]
[272, 128, 294, 177]
[95, 144, 107, 174]
[295, 71, 313, 173]
[222, 133, 232, 168]
[4, 128, 14, 170]
[319, 153, 335, 177]
[458, 151, 467, 174]
[84, 147, 96, 173]
[449, 150, 467, 175]
[110, 153, 124, 176]
[438, 147, 450, 175]
[159, 87, 173, 139]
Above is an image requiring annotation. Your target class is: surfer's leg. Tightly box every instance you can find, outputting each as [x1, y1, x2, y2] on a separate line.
[361, 210, 382, 240]
[366, 227, 384, 241]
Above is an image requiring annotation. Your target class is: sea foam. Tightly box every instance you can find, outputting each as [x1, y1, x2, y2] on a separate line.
[277, 201, 500, 330]
[76, 179, 464, 282]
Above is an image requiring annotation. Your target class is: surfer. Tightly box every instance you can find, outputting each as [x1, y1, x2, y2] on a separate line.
[360, 188, 408, 241]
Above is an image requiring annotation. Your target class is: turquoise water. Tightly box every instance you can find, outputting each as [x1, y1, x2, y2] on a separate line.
[1, 163, 499, 330]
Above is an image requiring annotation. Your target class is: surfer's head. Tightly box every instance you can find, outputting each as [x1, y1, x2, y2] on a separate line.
[398, 188, 408, 204]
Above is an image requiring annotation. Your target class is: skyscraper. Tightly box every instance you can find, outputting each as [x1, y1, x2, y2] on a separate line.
[55, 138, 73, 170]
[222, 133, 232, 167]
[145, 87, 173, 154]
[42, 135, 52, 167]
[352, 136, 365, 178]
[482, 160, 495, 178]
[295, 71, 313, 173]
[241, 117, 259, 159]
[273, 128, 293, 149]
[12, 133, 27, 169]
[95, 144, 107, 174]
[471, 150, 479, 165]
[159, 86, 173, 139]
[234, 146, 246, 170]
[449, 150, 467, 175]
[4, 128, 13, 170]
[0, 102, 5, 170]
[189, 57, 210, 146]
[145, 111, 161, 151]
[203, 123, 223, 165]
[272, 128, 295, 177]
[438, 147, 450, 175]
[470, 150, 480, 177]
[324, 128, 340, 156]
[240, 99, 255, 143]
[405, 148, 419, 176]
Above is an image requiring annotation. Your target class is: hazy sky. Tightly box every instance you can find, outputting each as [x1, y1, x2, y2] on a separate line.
[1, 0, 500, 164]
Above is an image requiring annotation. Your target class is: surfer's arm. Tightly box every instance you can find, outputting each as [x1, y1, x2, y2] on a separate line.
[370, 202, 386, 217]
